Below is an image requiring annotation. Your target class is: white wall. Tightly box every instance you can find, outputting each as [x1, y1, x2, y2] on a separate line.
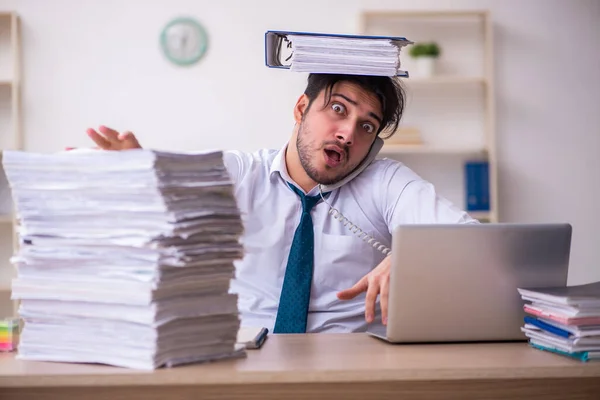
[1, 0, 599, 284]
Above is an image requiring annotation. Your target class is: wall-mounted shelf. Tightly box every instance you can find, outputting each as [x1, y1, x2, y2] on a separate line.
[469, 211, 494, 221]
[362, 10, 497, 223]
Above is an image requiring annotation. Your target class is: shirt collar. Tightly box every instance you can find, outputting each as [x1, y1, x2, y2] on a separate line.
[269, 142, 291, 181]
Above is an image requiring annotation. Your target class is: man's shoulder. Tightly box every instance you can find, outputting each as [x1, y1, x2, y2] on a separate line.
[358, 157, 422, 184]
[222, 148, 280, 184]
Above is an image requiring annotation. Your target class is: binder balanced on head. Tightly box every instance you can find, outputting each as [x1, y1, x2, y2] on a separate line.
[264, 30, 413, 77]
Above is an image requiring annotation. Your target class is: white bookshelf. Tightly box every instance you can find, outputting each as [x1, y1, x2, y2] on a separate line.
[0, 11, 22, 318]
[360, 10, 498, 223]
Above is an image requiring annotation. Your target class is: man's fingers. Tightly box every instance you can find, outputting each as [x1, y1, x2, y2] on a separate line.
[98, 125, 120, 140]
[87, 127, 141, 151]
[364, 280, 380, 324]
[380, 277, 389, 325]
[337, 277, 368, 300]
[86, 128, 112, 150]
[118, 131, 142, 149]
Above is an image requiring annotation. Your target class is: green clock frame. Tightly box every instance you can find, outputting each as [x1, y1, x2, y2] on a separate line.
[160, 17, 209, 66]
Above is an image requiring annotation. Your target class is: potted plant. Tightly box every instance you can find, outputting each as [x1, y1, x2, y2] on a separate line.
[409, 42, 441, 77]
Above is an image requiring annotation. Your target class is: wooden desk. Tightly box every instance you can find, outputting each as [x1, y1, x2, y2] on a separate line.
[1, 333, 599, 400]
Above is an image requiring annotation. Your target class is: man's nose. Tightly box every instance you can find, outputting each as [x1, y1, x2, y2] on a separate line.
[335, 121, 356, 146]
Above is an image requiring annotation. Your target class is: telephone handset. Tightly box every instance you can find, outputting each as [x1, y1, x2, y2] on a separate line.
[317, 137, 391, 256]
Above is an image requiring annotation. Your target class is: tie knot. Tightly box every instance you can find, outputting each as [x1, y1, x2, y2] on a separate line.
[288, 184, 324, 213]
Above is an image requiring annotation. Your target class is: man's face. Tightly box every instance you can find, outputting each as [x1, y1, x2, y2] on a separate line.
[296, 82, 383, 186]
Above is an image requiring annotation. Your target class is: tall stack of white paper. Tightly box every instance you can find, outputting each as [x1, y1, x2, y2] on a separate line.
[287, 34, 410, 76]
[2, 149, 245, 369]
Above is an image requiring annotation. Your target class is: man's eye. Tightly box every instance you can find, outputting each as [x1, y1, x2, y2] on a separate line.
[331, 103, 346, 114]
[362, 123, 375, 133]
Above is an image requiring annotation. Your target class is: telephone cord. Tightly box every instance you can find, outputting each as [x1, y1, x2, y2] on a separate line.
[318, 185, 391, 256]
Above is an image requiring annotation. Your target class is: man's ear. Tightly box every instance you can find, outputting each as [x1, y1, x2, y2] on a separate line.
[293, 94, 309, 124]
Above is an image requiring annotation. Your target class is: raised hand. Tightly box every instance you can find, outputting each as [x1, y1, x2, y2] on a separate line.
[86, 125, 142, 150]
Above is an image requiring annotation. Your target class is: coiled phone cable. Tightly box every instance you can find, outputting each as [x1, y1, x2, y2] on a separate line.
[318, 185, 391, 256]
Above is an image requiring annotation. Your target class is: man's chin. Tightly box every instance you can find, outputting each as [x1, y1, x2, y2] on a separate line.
[307, 160, 356, 186]
[314, 170, 350, 187]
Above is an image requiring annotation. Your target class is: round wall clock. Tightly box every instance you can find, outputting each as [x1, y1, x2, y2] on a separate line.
[160, 17, 208, 66]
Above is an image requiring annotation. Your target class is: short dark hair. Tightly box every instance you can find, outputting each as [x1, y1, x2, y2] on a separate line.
[303, 73, 405, 139]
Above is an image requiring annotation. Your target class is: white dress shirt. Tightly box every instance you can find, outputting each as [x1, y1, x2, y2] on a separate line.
[224, 144, 476, 333]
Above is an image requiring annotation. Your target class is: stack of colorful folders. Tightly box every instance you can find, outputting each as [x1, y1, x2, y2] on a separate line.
[2, 149, 245, 370]
[518, 281, 600, 362]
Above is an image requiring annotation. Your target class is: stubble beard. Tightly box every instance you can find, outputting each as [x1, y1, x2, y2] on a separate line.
[296, 121, 355, 186]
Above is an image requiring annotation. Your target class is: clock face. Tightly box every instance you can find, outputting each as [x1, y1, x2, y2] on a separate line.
[160, 17, 208, 66]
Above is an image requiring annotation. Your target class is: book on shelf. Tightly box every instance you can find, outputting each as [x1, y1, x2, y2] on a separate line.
[384, 126, 424, 146]
[465, 161, 489, 212]
[518, 281, 600, 362]
[265, 30, 413, 77]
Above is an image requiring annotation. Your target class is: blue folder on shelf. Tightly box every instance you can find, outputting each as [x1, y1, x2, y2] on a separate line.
[465, 161, 490, 212]
[264, 30, 413, 77]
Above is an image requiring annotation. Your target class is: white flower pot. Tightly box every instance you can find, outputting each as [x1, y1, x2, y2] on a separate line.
[414, 56, 437, 78]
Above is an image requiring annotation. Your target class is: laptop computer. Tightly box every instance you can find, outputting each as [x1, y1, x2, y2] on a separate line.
[367, 223, 572, 343]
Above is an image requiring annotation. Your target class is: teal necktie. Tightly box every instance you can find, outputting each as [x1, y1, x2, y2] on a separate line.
[273, 183, 328, 333]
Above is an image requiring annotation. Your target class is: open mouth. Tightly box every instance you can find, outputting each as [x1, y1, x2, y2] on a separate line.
[323, 147, 345, 167]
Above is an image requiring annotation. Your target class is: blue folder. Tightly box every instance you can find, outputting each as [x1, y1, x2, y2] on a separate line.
[264, 30, 413, 77]
[465, 161, 490, 212]
[524, 316, 571, 338]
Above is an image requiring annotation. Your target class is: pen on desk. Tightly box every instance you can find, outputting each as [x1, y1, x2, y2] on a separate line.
[255, 328, 269, 348]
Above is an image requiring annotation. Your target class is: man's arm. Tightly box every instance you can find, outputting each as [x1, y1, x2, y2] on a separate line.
[385, 179, 478, 228]
[222, 150, 255, 190]
[338, 161, 478, 325]
[380, 162, 478, 229]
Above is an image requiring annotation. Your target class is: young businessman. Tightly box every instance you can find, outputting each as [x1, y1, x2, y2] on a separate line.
[86, 73, 476, 333]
